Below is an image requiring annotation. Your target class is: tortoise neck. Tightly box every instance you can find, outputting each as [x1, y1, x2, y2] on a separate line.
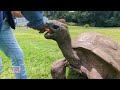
[56, 33, 80, 66]
[57, 38, 74, 58]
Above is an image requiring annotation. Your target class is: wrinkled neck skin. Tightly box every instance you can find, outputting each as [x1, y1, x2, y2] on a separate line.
[56, 32, 81, 68]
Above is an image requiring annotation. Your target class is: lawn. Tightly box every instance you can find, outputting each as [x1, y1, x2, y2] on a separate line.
[0, 26, 120, 79]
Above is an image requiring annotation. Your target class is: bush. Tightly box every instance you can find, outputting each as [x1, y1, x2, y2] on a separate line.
[66, 22, 77, 26]
[83, 24, 91, 28]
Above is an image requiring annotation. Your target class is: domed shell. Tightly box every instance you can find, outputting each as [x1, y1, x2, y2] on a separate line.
[71, 32, 120, 72]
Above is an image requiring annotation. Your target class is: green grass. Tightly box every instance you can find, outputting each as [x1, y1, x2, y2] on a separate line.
[0, 26, 120, 79]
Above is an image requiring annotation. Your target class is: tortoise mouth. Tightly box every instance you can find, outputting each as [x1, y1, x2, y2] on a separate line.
[44, 28, 56, 39]
[44, 20, 67, 40]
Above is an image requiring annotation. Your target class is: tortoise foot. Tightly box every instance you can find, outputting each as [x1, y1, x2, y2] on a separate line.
[51, 58, 67, 79]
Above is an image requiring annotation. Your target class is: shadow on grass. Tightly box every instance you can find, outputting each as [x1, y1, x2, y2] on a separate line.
[67, 69, 88, 79]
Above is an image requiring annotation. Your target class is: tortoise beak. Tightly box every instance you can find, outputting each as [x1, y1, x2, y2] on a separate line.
[44, 27, 56, 39]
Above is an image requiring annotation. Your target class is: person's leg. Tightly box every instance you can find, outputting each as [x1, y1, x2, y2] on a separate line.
[0, 20, 27, 79]
[0, 56, 2, 74]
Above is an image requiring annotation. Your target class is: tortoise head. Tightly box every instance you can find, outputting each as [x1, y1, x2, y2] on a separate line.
[44, 20, 81, 68]
[44, 20, 70, 43]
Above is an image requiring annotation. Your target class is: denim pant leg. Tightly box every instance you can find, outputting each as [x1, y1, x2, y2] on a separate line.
[0, 20, 27, 79]
[0, 56, 2, 74]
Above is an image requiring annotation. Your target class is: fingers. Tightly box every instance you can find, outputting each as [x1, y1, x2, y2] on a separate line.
[28, 26, 46, 33]
[39, 29, 45, 33]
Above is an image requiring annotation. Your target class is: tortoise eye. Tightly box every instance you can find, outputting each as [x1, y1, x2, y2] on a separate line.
[53, 25, 59, 29]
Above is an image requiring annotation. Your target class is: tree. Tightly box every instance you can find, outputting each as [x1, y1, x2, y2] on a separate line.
[43, 11, 120, 27]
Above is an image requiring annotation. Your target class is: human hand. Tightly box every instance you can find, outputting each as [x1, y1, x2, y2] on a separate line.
[37, 27, 46, 33]
[29, 26, 46, 33]
[11, 11, 23, 17]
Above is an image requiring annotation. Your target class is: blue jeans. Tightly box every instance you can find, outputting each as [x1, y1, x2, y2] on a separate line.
[0, 20, 27, 79]
[0, 56, 2, 74]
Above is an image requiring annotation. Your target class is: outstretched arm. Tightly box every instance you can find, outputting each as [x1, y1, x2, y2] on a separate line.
[11, 11, 47, 33]
[21, 11, 47, 33]
[11, 11, 65, 33]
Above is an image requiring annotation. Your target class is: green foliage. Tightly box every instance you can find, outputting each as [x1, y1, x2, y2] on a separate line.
[44, 11, 120, 27]
[83, 24, 91, 28]
[66, 22, 77, 26]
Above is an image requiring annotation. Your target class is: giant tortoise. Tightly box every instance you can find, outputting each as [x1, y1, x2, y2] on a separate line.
[44, 20, 120, 79]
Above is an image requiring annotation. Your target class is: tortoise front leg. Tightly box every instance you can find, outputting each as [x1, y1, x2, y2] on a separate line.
[80, 66, 103, 79]
[51, 58, 67, 79]
[89, 68, 103, 79]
